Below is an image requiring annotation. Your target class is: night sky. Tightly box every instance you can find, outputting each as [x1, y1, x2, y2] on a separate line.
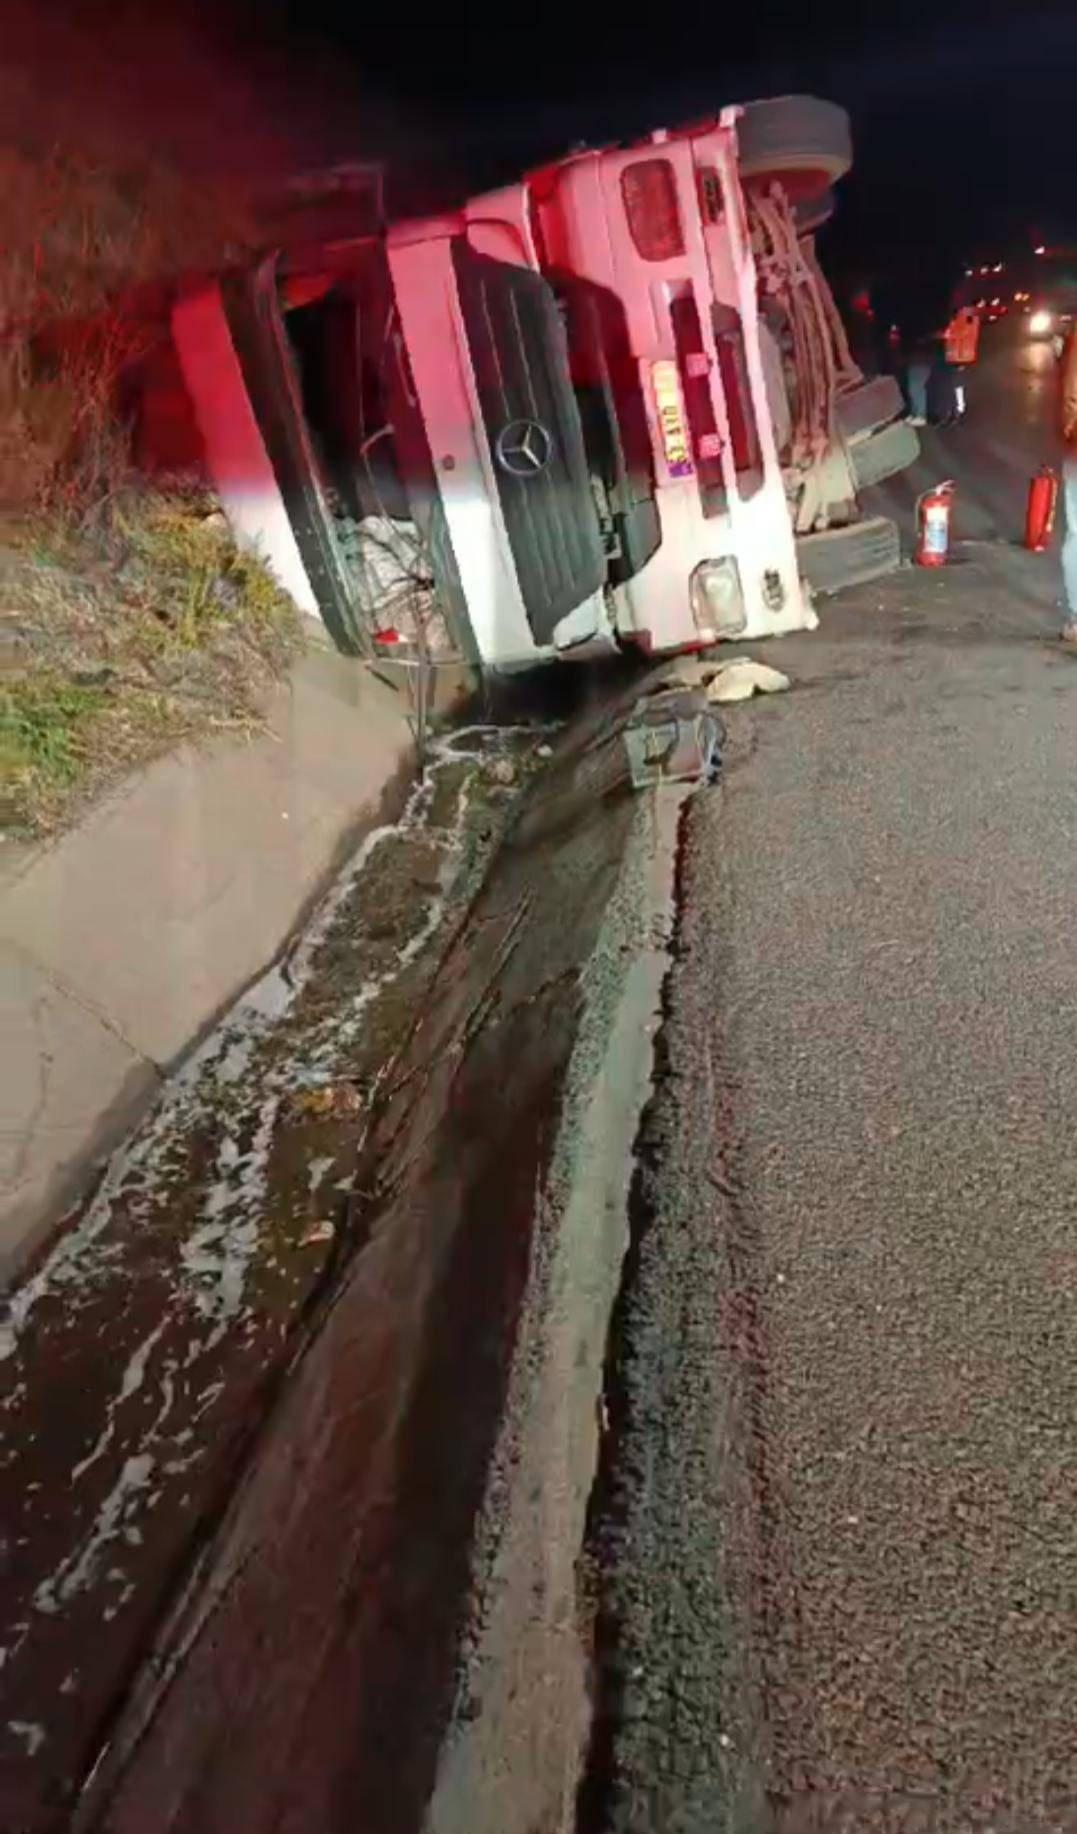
[263, 0, 1077, 314]
[12, 0, 1077, 320]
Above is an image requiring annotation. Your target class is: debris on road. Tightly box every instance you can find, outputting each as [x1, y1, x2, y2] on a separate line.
[287, 1083, 364, 1121]
[660, 653, 792, 703]
[704, 657, 791, 702]
[298, 1221, 336, 1248]
[623, 686, 723, 790]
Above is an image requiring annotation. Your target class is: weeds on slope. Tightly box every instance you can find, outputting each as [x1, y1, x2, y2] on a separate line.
[1, 494, 302, 837]
[0, 142, 306, 838]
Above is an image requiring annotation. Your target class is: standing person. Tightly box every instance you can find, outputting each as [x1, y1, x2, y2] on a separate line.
[1061, 328, 1077, 648]
[942, 306, 980, 423]
[905, 332, 933, 426]
[904, 314, 948, 426]
[945, 305, 981, 368]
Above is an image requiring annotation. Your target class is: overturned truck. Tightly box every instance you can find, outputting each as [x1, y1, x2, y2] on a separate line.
[165, 100, 910, 674]
[170, 109, 813, 674]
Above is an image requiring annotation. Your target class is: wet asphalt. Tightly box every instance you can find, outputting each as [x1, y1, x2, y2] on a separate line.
[592, 339, 1077, 1830]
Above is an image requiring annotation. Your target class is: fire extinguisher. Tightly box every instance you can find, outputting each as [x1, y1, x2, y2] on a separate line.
[915, 480, 955, 568]
[1024, 466, 1060, 551]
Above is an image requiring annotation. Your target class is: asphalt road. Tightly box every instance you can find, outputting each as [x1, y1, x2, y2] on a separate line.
[587, 336, 1077, 1832]
[867, 326, 1065, 543]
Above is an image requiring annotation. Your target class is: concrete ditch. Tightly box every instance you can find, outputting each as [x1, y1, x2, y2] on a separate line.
[13, 670, 709, 1834]
[425, 776, 690, 1834]
[1, 718, 534, 1830]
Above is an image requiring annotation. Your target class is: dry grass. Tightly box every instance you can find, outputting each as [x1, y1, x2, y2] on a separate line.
[0, 139, 306, 838]
[0, 143, 253, 515]
[1, 491, 304, 837]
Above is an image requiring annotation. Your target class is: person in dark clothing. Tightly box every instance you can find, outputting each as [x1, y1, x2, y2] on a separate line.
[905, 331, 937, 425]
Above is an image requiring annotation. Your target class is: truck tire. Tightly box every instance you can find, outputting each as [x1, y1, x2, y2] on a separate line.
[737, 96, 853, 195]
[836, 374, 906, 443]
[849, 418, 921, 491]
[797, 516, 901, 595]
[794, 187, 836, 233]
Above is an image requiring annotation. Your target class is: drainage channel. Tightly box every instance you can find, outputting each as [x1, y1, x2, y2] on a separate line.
[73, 686, 676, 1834]
[420, 767, 696, 1834]
[17, 675, 722, 1834]
[0, 723, 542, 1832]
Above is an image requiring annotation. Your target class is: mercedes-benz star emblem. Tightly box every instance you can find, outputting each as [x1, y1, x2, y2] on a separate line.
[495, 417, 553, 478]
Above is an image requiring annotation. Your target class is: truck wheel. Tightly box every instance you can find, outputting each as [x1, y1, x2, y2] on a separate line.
[836, 375, 906, 442]
[737, 96, 853, 196]
[849, 419, 921, 491]
[796, 516, 901, 595]
[794, 187, 836, 233]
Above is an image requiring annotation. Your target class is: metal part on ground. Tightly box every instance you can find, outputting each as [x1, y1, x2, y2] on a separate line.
[623, 687, 723, 790]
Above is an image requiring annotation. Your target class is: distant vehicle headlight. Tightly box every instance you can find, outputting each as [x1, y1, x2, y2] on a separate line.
[1029, 309, 1053, 335]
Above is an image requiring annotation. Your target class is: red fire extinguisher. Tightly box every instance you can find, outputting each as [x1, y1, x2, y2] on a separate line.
[1024, 466, 1060, 551]
[915, 480, 955, 567]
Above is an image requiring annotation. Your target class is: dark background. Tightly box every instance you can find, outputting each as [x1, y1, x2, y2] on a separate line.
[265, 0, 1075, 323]
[11, 0, 1077, 327]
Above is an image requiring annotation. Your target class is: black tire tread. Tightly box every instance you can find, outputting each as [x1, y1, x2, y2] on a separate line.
[849, 419, 921, 491]
[837, 375, 906, 443]
[797, 515, 901, 594]
[738, 95, 853, 190]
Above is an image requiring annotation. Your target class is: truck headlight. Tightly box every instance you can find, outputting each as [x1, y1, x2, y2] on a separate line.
[690, 557, 746, 639]
[1030, 309, 1053, 335]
